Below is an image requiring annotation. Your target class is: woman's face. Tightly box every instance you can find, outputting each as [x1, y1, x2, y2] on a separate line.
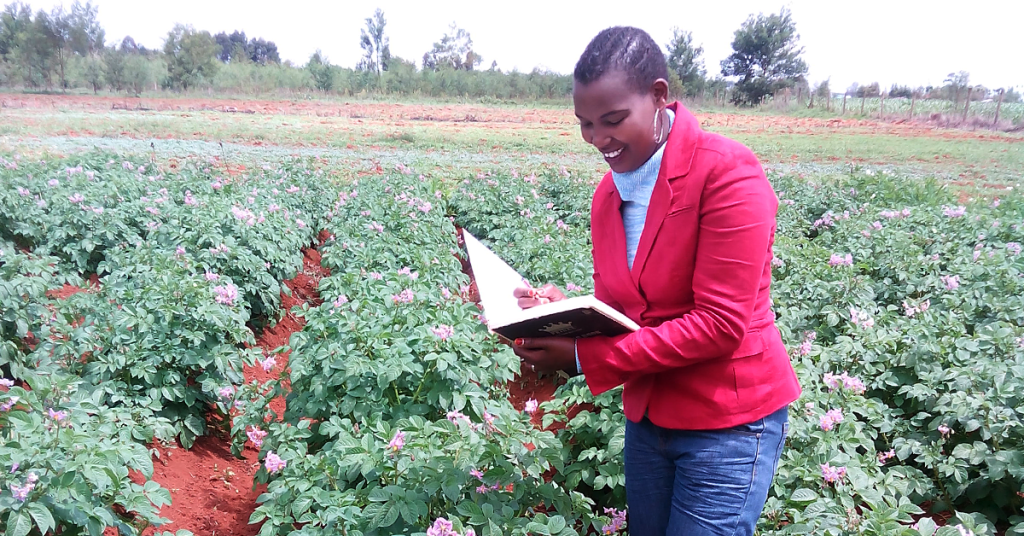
[573, 70, 668, 173]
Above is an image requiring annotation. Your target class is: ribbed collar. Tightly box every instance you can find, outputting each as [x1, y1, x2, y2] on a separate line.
[611, 108, 675, 205]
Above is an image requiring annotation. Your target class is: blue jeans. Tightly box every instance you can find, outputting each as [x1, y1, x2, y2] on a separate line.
[624, 406, 789, 535]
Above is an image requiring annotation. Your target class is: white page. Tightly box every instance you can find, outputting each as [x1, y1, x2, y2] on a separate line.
[462, 231, 529, 328]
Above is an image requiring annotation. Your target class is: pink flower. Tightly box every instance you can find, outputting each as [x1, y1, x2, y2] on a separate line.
[938, 424, 951, 437]
[470, 468, 484, 480]
[16, 187, 30, 196]
[823, 373, 840, 391]
[1008, 243, 1021, 256]
[819, 408, 844, 431]
[369, 272, 383, 280]
[391, 289, 415, 304]
[441, 287, 452, 299]
[821, 463, 847, 484]
[524, 399, 538, 414]
[427, 518, 459, 536]
[602, 508, 628, 534]
[446, 411, 470, 425]
[940, 275, 960, 290]
[264, 451, 287, 473]
[878, 449, 895, 464]
[943, 205, 966, 218]
[259, 356, 276, 372]
[543, 235, 552, 244]
[842, 375, 865, 393]
[0, 396, 19, 411]
[333, 295, 348, 308]
[849, 307, 874, 328]
[296, 219, 306, 229]
[47, 408, 68, 421]
[566, 283, 582, 292]
[0, 379, 13, 389]
[247, 427, 268, 448]
[213, 283, 239, 306]
[218, 386, 234, 399]
[431, 325, 454, 340]
[204, 271, 220, 281]
[10, 482, 32, 502]
[68, 193, 84, 204]
[771, 256, 784, 268]
[829, 253, 853, 267]
[47, 179, 59, 187]
[370, 222, 384, 233]
[388, 430, 406, 452]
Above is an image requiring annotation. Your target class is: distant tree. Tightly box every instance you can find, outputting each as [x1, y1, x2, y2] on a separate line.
[83, 53, 103, 92]
[664, 28, 705, 97]
[212, 31, 278, 65]
[358, 8, 390, 86]
[856, 82, 880, 98]
[422, 23, 481, 71]
[163, 24, 219, 90]
[0, 2, 32, 61]
[306, 49, 333, 91]
[943, 71, 970, 105]
[67, 1, 103, 55]
[845, 82, 859, 96]
[22, 9, 56, 88]
[214, 30, 246, 62]
[124, 52, 156, 95]
[813, 78, 831, 102]
[119, 35, 141, 53]
[102, 49, 126, 91]
[720, 7, 808, 106]
[1004, 87, 1022, 104]
[888, 84, 913, 99]
[247, 37, 278, 64]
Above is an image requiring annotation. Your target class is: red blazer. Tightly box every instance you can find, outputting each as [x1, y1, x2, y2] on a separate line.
[576, 102, 801, 430]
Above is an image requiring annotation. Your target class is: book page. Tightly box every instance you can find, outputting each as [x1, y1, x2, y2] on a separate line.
[462, 231, 529, 328]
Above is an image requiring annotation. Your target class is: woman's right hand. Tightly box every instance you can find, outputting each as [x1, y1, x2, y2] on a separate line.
[513, 283, 567, 309]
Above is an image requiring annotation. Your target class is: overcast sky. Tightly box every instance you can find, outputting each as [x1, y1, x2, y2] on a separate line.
[34, 0, 1024, 91]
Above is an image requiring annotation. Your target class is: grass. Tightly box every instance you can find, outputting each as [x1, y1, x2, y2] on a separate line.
[0, 96, 1021, 192]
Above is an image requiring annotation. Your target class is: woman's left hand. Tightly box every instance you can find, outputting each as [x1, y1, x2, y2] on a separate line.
[512, 337, 577, 373]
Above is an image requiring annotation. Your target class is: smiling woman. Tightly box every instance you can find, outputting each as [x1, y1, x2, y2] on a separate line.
[512, 26, 801, 536]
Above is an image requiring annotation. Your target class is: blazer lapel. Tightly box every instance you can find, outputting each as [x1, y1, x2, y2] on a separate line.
[629, 102, 700, 283]
[593, 178, 645, 306]
[629, 171, 672, 283]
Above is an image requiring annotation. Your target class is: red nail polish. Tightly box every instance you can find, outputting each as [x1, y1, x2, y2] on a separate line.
[514, 338, 524, 346]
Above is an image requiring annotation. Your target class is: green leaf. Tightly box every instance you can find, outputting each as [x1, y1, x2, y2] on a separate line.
[790, 488, 818, 503]
[26, 503, 55, 535]
[7, 511, 32, 536]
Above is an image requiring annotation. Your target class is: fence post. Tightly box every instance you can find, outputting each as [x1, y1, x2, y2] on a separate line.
[962, 86, 973, 123]
[842, 93, 847, 115]
[880, 92, 885, 119]
[994, 88, 1004, 127]
[909, 95, 916, 120]
[860, 95, 866, 115]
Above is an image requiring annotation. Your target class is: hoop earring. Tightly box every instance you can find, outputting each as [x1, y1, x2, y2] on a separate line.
[653, 109, 662, 144]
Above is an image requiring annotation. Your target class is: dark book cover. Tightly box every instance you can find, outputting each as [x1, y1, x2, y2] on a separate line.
[491, 306, 636, 340]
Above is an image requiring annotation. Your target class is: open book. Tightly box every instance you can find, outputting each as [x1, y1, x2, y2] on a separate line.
[462, 230, 640, 341]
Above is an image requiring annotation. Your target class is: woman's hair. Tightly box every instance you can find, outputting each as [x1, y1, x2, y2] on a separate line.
[573, 26, 669, 93]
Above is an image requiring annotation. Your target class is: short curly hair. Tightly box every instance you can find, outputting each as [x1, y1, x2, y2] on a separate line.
[573, 26, 669, 94]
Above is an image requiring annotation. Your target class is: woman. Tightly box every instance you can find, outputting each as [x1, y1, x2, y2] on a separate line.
[512, 27, 801, 535]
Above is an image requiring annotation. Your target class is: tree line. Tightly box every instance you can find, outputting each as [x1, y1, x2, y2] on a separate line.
[0, 1, 1019, 107]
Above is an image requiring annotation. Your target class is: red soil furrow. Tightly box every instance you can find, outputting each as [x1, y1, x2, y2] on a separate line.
[142, 241, 329, 536]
